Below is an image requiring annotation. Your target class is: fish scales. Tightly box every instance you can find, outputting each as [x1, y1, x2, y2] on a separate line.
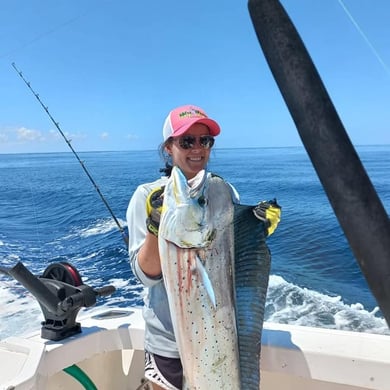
[159, 166, 270, 389]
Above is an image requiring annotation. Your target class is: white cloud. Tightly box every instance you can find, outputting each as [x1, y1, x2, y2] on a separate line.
[63, 131, 87, 141]
[126, 133, 139, 140]
[16, 127, 44, 142]
[48, 129, 59, 138]
[48, 129, 86, 142]
[0, 132, 8, 143]
[0, 126, 90, 153]
[100, 132, 109, 140]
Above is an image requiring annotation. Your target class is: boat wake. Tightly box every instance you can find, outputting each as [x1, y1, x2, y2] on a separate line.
[1, 271, 388, 342]
[266, 275, 389, 335]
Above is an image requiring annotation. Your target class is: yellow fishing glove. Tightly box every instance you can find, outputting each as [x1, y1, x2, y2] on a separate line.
[253, 199, 281, 237]
[146, 186, 165, 236]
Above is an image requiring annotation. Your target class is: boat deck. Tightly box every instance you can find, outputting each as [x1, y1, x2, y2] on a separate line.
[1, 307, 389, 389]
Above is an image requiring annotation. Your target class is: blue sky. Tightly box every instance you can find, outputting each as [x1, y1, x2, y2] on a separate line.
[1, 0, 389, 153]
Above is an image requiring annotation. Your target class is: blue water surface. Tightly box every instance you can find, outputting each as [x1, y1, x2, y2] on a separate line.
[1, 145, 389, 338]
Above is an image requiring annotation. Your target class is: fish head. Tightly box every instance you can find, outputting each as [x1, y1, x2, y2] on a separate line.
[159, 166, 214, 248]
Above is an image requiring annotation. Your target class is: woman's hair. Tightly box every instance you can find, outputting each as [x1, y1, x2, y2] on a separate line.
[159, 138, 173, 177]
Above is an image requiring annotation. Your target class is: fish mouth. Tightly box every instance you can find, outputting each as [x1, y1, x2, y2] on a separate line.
[187, 169, 207, 198]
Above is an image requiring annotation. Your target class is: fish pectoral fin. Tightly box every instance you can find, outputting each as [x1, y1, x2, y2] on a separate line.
[196, 255, 216, 308]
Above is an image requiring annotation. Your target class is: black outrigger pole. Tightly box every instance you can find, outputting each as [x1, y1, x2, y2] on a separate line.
[248, 0, 390, 326]
[12, 63, 129, 246]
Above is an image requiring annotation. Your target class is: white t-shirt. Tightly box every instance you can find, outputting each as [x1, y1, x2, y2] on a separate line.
[126, 174, 239, 358]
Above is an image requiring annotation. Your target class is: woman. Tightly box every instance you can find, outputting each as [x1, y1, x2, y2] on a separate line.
[127, 104, 279, 390]
[126, 104, 238, 390]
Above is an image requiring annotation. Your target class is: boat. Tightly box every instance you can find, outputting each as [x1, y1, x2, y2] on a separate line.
[1, 306, 390, 389]
[1, 260, 389, 390]
[2, 1, 390, 389]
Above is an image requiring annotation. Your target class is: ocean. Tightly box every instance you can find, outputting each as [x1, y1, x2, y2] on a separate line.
[1, 145, 389, 340]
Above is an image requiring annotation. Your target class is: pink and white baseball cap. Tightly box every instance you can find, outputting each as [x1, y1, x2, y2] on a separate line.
[162, 105, 221, 141]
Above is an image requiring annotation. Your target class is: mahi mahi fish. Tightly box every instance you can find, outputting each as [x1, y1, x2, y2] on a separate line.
[159, 166, 271, 389]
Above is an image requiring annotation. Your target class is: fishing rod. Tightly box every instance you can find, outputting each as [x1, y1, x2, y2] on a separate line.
[12, 62, 129, 246]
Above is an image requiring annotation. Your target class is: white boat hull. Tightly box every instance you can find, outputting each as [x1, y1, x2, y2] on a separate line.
[1, 307, 389, 389]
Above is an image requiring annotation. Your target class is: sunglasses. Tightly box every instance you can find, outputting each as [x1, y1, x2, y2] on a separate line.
[172, 135, 215, 150]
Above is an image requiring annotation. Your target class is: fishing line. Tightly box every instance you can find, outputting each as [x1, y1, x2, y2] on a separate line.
[0, 8, 91, 60]
[12, 63, 129, 246]
[337, 0, 390, 78]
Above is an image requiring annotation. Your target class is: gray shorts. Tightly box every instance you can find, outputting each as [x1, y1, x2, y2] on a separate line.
[145, 351, 183, 390]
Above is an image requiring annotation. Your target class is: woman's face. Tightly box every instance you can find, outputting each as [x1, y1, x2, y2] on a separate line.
[165, 123, 213, 180]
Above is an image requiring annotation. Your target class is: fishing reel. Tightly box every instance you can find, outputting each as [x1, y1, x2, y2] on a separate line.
[2, 261, 116, 341]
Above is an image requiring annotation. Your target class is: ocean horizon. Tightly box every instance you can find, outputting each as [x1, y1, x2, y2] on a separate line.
[2, 143, 390, 156]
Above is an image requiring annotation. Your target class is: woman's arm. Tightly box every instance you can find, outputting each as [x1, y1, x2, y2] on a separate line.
[126, 184, 163, 285]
